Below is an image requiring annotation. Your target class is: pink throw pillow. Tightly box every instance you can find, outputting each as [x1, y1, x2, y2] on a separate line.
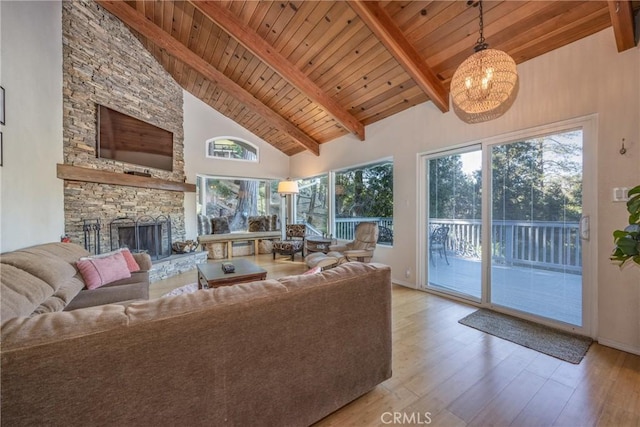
[87, 248, 141, 272]
[76, 251, 131, 290]
[119, 248, 140, 272]
[302, 266, 322, 275]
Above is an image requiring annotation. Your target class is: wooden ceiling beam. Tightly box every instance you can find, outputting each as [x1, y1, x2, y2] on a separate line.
[191, 1, 365, 141]
[96, 0, 320, 156]
[607, 0, 637, 52]
[349, 0, 449, 113]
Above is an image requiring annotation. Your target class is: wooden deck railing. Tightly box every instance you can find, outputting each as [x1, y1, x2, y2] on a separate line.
[334, 217, 393, 243]
[429, 219, 582, 272]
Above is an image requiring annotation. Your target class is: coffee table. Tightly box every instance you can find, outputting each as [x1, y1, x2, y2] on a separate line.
[197, 259, 267, 289]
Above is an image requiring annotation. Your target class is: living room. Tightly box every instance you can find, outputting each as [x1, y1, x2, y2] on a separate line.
[1, 0, 639, 425]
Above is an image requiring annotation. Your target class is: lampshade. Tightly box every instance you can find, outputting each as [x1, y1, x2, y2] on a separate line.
[450, 0, 519, 124]
[277, 179, 299, 194]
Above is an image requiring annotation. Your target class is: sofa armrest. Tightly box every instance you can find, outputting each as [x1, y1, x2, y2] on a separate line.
[132, 253, 152, 271]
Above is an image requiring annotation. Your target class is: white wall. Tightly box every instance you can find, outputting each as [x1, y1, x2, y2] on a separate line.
[1, 3, 638, 354]
[291, 28, 640, 353]
[0, 1, 64, 252]
[182, 90, 290, 238]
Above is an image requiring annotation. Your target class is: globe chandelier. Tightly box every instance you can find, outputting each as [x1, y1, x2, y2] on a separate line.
[450, 0, 519, 123]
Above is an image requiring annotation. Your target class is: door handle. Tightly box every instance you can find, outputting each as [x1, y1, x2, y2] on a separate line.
[579, 215, 590, 241]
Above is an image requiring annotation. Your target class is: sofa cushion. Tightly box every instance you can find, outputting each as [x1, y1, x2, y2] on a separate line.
[76, 252, 131, 290]
[0, 250, 79, 293]
[126, 279, 287, 324]
[32, 276, 87, 315]
[0, 264, 54, 321]
[211, 216, 230, 234]
[20, 242, 90, 264]
[248, 216, 269, 232]
[1, 304, 128, 350]
[272, 240, 304, 252]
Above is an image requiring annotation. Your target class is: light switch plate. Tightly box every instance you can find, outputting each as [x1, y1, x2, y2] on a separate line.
[613, 187, 630, 202]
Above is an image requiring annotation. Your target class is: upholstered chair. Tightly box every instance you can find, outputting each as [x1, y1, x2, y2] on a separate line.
[306, 222, 379, 269]
[272, 224, 307, 261]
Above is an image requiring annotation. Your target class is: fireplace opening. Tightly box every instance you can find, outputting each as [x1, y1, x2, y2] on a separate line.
[109, 215, 172, 260]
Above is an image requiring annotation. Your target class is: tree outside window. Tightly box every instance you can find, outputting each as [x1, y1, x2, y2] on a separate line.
[334, 160, 393, 245]
[205, 137, 258, 161]
[296, 175, 328, 235]
[196, 176, 280, 232]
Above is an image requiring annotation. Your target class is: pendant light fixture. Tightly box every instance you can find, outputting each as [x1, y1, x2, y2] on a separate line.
[450, 0, 519, 123]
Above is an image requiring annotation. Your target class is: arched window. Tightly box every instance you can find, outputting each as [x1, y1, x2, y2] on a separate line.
[205, 137, 258, 162]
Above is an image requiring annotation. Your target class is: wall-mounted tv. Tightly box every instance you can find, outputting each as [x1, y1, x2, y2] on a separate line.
[97, 104, 174, 172]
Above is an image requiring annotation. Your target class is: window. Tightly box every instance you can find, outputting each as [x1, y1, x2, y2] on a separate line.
[205, 137, 258, 162]
[197, 175, 280, 232]
[295, 175, 329, 235]
[333, 160, 393, 245]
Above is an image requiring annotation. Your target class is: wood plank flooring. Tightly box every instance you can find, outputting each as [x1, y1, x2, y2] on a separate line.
[150, 254, 640, 426]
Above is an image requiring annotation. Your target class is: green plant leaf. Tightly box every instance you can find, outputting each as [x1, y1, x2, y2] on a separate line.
[627, 185, 640, 197]
[613, 230, 629, 239]
[617, 236, 640, 256]
[612, 184, 640, 268]
[627, 197, 640, 216]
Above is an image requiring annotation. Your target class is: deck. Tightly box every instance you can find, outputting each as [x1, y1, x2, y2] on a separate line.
[427, 255, 582, 326]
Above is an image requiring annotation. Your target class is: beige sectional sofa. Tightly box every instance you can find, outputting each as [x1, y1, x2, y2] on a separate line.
[0, 242, 151, 317]
[1, 261, 392, 426]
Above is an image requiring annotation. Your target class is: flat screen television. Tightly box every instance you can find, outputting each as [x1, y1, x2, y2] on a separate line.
[97, 105, 174, 172]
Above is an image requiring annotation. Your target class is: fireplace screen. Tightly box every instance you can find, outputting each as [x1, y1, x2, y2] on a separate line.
[109, 215, 172, 260]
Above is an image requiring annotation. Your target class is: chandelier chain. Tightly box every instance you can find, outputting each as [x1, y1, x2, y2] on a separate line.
[475, 0, 488, 51]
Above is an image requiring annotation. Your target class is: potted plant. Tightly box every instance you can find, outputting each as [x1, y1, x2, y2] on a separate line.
[611, 185, 640, 267]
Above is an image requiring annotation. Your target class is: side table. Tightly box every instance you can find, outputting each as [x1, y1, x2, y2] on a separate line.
[306, 237, 334, 254]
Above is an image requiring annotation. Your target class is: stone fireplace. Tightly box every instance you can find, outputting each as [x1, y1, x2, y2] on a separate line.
[108, 216, 172, 260]
[61, 1, 187, 253]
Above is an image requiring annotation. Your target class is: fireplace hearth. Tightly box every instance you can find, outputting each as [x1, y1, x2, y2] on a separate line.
[109, 215, 172, 260]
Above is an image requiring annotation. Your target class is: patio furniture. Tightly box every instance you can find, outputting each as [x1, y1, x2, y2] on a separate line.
[430, 226, 449, 265]
[273, 224, 307, 261]
[377, 226, 393, 244]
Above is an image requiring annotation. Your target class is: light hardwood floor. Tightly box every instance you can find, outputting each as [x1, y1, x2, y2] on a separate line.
[151, 255, 640, 426]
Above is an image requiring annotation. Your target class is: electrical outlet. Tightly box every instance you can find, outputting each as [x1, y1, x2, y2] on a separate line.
[405, 268, 411, 278]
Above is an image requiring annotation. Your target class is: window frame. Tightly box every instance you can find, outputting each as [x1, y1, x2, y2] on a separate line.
[295, 157, 395, 248]
[294, 174, 330, 236]
[205, 136, 259, 162]
[196, 174, 281, 232]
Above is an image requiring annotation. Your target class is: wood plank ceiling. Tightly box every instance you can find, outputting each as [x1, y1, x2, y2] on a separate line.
[96, 1, 638, 156]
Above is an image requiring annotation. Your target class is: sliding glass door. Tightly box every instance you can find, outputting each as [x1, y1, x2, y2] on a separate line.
[490, 130, 584, 326]
[420, 118, 593, 331]
[424, 146, 482, 301]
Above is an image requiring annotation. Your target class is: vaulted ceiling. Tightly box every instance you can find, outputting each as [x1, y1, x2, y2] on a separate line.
[96, 1, 638, 156]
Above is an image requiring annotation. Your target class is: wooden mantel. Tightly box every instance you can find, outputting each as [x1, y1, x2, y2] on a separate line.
[57, 164, 196, 192]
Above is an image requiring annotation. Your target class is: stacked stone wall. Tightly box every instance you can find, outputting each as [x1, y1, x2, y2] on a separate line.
[62, 1, 186, 252]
